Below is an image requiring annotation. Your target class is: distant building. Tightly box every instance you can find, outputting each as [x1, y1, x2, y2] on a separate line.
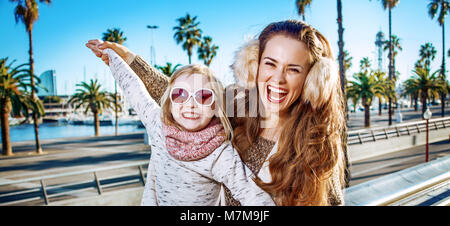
[37, 70, 57, 97]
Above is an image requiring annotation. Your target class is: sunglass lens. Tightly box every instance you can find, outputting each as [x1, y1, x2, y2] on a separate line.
[171, 88, 188, 104]
[195, 89, 213, 105]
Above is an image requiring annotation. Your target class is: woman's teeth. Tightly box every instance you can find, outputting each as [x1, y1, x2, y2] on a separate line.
[267, 85, 288, 103]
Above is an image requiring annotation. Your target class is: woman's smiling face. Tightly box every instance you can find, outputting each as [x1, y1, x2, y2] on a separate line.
[257, 35, 312, 116]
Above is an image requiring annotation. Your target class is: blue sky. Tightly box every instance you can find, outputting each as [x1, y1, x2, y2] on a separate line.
[1, 0, 448, 95]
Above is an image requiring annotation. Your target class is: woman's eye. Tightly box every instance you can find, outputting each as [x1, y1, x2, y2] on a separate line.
[265, 61, 276, 67]
[289, 68, 300, 73]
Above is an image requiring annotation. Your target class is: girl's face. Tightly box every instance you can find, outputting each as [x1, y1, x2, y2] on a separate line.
[170, 73, 216, 132]
[257, 35, 312, 116]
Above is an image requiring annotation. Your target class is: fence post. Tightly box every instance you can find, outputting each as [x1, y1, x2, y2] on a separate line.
[357, 132, 363, 144]
[94, 172, 102, 195]
[40, 179, 49, 205]
[138, 165, 146, 186]
[371, 130, 376, 142]
[384, 128, 389, 139]
[395, 127, 400, 137]
[406, 125, 410, 135]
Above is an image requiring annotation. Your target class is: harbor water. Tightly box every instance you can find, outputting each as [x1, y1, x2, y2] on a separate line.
[0, 122, 145, 143]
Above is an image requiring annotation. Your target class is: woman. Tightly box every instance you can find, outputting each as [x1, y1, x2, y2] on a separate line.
[87, 20, 348, 206]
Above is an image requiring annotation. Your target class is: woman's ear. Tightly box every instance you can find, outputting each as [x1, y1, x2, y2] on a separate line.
[302, 57, 339, 110]
[231, 39, 259, 88]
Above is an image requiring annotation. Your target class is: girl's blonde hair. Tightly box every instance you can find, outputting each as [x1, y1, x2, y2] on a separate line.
[160, 64, 233, 140]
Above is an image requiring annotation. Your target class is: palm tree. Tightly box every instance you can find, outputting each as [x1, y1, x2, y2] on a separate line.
[347, 58, 386, 127]
[295, 0, 313, 21]
[197, 36, 219, 66]
[343, 50, 353, 74]
[173, 13, 202, 64]
[402, 77, 419, 111]
[155, 62, 182, 77]
[383, 35, 403, 80]
[419, 43, 437, 69]
[102, 28, 126, 136]
[410, 67, 445, 116]
[428, 0, 450, 117]
[372, 0, 399, 125]
[373, 70, 389, 115]
[68, 79, 114, 137]
[10, 0, 52, 154]
[1, 58, 44, 156]
[337, 0, 346, 98]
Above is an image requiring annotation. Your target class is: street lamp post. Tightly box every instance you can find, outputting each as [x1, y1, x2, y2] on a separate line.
[423, 107, 432, 162]
[146, 25, 159, 65]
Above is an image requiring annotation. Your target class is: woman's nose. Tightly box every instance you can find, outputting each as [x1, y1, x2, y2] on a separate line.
[271, 67, 287, 83]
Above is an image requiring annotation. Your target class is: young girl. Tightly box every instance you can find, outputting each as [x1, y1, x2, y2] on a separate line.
[99, 46, 275, 206]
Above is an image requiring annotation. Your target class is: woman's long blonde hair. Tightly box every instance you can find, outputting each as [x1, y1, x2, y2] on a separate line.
[160, 64, 233, 140]
[232, 20, 347, 205]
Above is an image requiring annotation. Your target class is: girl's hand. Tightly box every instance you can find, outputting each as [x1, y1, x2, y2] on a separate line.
[85, 39, 136, 66]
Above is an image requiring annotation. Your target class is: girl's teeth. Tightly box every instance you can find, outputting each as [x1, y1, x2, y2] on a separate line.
[182, 112, 199, 118]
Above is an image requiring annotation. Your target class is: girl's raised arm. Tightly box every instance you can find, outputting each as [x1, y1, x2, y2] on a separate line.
[87, 40, 170, 104]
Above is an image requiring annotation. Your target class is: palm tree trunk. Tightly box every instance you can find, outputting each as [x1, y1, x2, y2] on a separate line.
[1, 104, 12, 156]
[28, 30, 42, 154]
[421, 93, 427, 118]
[441, 21, 446, 117]
[337, 0, 345, 97]
[364, 104, 370, 128]
[414, 95, 418, 112]
[378, 99, 382, 116]
[388, 8, 393, 126]
[114, 82, 118, 136]
[94, 111, 100, 137]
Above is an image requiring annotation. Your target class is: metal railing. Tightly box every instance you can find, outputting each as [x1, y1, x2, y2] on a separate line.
[345, 155, 450, 206]
[0, 160, 148, 206]
[347, 116, 450, 145]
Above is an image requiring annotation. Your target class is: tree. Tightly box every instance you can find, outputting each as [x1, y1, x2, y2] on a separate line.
[102, 28, 126, 136]
[347, 58, 386, 127]
[428, 0, 450, 117]
[155, 62, 182, 77]
[402, 77, 420, 112]
[383, 35, 402, 80]
[197, 36, 219, 66]
[372, 0, 399, 125]
[1, 58, 44, 155]
[419, 43, 437, 69]
[173, 13, 202, 64]
[68, 79, 114, 137]
[410, 67, 445, 116]
[373, 70, 390, 115]
[337, 0, 346, 98]
[295, 0, 313, 21]
[10, 0, 52, 154]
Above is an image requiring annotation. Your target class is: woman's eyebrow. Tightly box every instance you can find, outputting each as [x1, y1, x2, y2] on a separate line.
[263, 57, 278, 63]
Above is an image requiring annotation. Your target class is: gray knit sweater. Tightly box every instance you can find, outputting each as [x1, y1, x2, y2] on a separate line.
[104, 49, 275, 206]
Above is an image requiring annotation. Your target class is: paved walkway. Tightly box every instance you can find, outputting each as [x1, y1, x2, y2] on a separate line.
[347, 105, 450, 130]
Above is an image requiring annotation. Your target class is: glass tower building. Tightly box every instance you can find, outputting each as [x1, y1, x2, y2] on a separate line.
[37, 70, 57, 96]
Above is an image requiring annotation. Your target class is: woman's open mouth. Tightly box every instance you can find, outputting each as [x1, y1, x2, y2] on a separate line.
[181, 112, 200, 120]
[266, 85, 288, 103]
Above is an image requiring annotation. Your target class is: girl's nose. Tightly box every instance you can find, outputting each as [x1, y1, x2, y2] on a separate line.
[185, 95, 196, 108]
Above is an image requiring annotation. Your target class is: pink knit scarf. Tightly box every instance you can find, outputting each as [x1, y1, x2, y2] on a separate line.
[162, 118, 226, 161]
